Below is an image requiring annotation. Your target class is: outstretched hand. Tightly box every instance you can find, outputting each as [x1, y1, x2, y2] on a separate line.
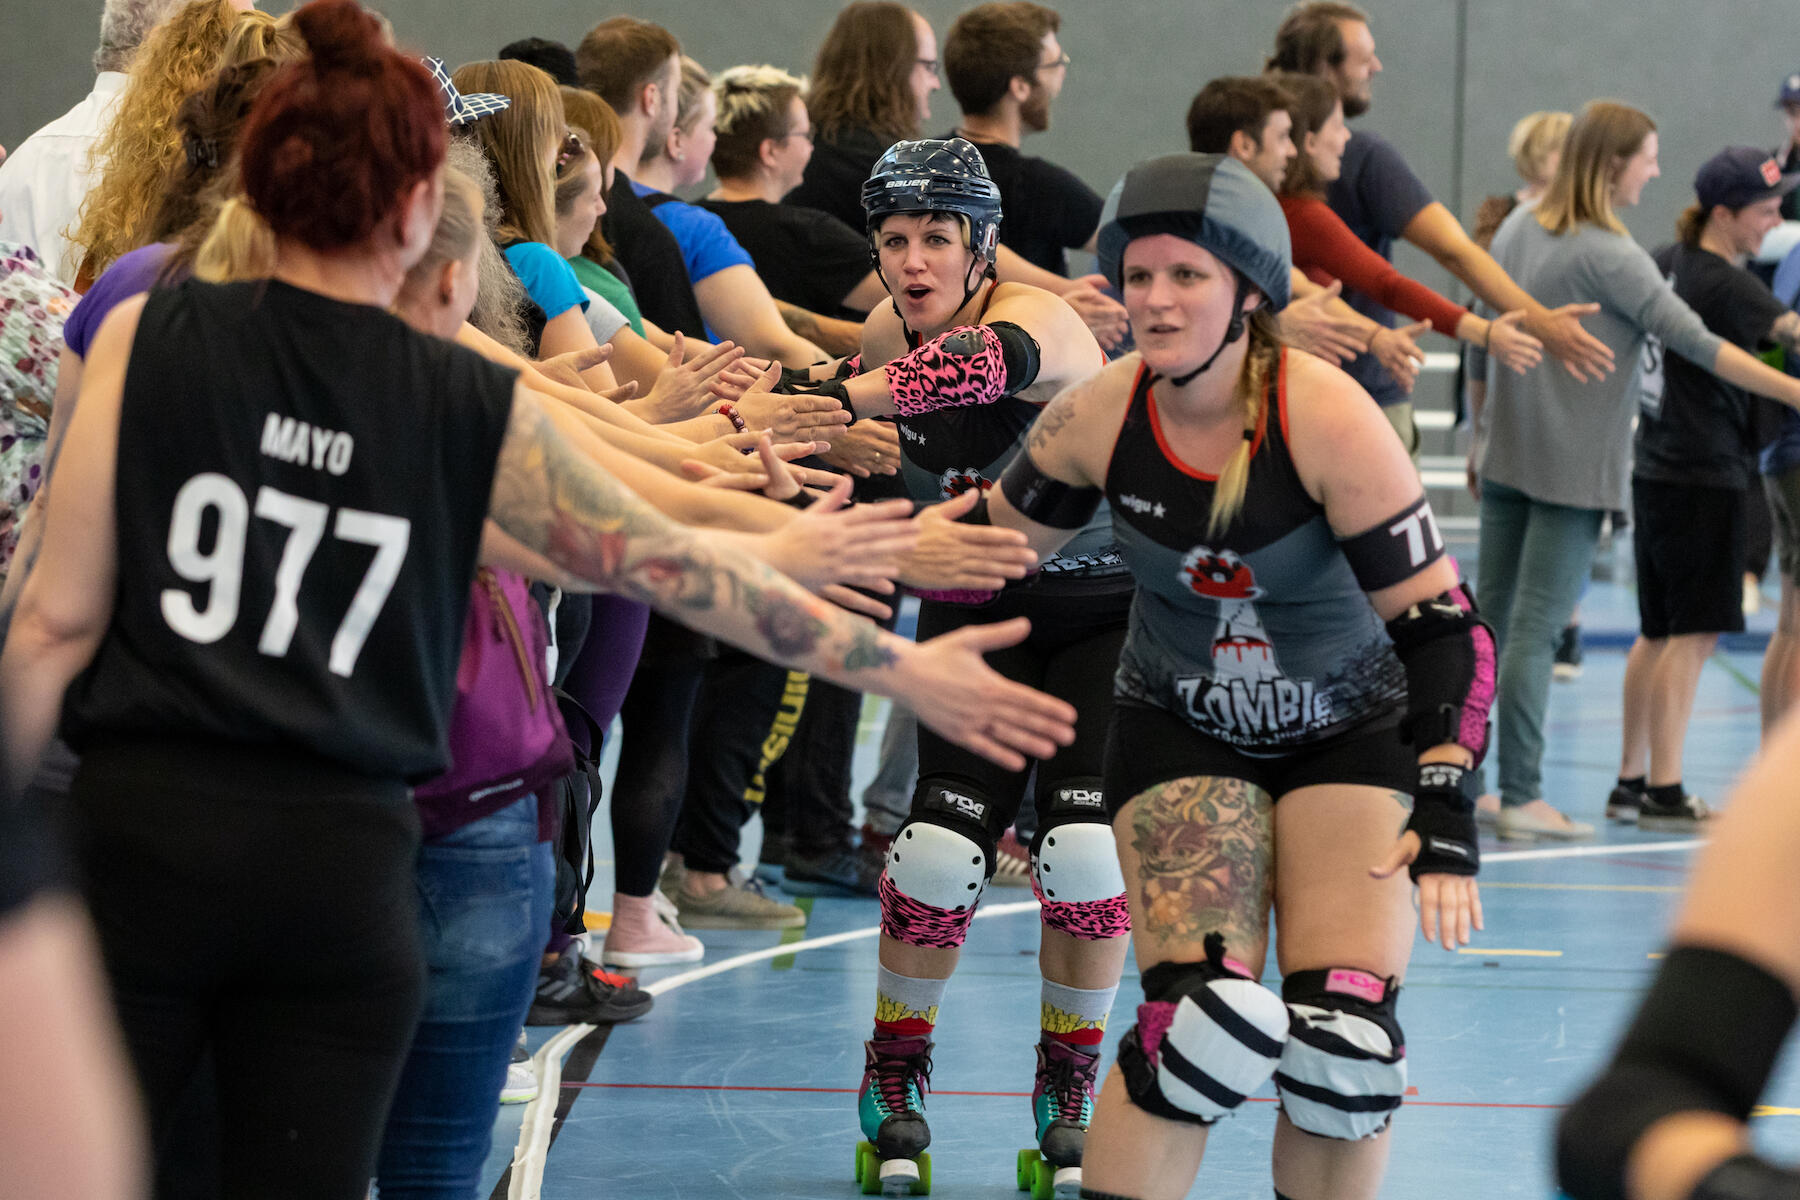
[644, 332, 747, 420]
[750, 477, 915, 618]
[1532, 302, 1613, 383]
[1486, 309, 1544, 375]
[904, 616, 1078, 769]
[899, 488, 1039, 592]
[537, 343, 613, 391]
[1278, 281, 1365, 365]
[1369, 834, 1484, 950]
[1370, 320, 1430, 394]
[1060, 274, 1130, 352]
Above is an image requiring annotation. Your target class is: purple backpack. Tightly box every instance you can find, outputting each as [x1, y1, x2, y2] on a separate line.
[413, 567, 573, 841]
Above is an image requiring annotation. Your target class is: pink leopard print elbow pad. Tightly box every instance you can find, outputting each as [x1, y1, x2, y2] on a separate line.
[885, 325, 1009, 416]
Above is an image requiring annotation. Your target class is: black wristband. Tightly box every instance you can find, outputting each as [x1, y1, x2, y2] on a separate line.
[1407, 762, 1478, 880]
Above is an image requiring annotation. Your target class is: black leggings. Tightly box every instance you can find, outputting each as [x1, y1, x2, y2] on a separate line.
[73, 736, 425, 1200]
[609, 616, 711, 897]
[913, 584, 1132, 841]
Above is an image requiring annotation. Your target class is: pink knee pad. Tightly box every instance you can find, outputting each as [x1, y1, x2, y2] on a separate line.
[879, 872, 980, 949]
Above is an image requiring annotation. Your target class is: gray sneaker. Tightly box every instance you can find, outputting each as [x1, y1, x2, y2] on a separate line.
[675, 876, 807, 929]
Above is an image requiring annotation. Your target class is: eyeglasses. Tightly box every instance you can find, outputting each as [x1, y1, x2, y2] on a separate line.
[916, 58, 940, 77]
[776, 127, 815, 143]
[556, 131, 584, 169]
[1037, 53, 1071, 72]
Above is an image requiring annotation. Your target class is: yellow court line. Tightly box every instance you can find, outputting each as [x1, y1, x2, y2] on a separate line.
[1456, 947, 1563, 957]
[1481, 882, 1681, 894]
[584, 909, 612, 931]
[1754, 1106, 1800, 1117]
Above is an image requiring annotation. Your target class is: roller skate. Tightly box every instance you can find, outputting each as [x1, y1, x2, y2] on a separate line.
[1016, 1037, 1100, 1199]
[853, 1035, 934, 1195]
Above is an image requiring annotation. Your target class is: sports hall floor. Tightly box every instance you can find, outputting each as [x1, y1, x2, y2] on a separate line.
[479, 550, 1800, 1200]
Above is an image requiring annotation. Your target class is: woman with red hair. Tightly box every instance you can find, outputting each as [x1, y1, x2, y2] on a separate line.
[0, 2, 1079, 1195]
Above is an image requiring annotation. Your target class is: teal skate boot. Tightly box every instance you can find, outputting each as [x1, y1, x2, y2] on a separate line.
[1016, 1037, 1101, 1199]
[854, 1034, 933, 1195]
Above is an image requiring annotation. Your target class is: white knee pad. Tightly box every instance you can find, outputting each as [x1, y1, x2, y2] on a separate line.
[1032, 822, 1125, 905]
[1118, 941, 1289, 1125]
[886, 820, 988, 912]
[1274, 968, 1407, 1140]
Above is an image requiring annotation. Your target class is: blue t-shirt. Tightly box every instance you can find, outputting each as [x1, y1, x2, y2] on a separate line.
[1325, 129, 1435, 408]
[503, 241, 589, 323]
[1761, 244, 1800, 475]
[632, 182, 755, 285]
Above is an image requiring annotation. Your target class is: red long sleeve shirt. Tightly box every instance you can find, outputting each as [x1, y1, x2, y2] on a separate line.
[1278, 192, 1468, 336]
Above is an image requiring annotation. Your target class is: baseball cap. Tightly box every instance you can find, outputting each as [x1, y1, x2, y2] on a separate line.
[1694, 146, 1800, 210]
[1777, 72, 1800, 108]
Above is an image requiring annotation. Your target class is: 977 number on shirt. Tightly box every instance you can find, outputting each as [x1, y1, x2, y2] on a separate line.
[161, 472, 411, 678]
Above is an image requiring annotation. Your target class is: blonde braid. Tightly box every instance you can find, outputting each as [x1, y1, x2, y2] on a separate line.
[1205, 311, 1284, 536]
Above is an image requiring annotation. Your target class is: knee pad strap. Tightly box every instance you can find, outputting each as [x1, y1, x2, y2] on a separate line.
[880, 783, 999, 949]
[1274, 967, 1406, 1141]
[1031, 789, 1128, 940]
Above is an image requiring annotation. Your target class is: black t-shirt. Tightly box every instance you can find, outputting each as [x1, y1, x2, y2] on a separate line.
[696, 198, 872, 316]
[940, 135, 1102, 277]
[603, 170, 707, 338]
[0, 780, 61, 919]
[1636, 244, 1789, 490]
[786, 126, 894, 234]
[62, 279, 517, 781]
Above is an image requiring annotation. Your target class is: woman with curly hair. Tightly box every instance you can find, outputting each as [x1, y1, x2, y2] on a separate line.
[66, 0, 254, 288]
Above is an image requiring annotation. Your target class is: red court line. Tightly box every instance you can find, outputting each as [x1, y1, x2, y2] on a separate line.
[565, 1082, 1562, 1110]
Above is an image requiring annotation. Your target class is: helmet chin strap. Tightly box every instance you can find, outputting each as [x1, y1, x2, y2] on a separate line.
[1168, 275, 1253, 388]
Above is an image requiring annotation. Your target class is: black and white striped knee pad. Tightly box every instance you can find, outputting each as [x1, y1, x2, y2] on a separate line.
[1274, 967, 1406, 1140]
[1116, 933, 1288, 1125]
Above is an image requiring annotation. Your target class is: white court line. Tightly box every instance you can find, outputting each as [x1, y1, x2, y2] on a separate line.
[511, 840, 1700, 1187]
[1484, 839, 1699, 863]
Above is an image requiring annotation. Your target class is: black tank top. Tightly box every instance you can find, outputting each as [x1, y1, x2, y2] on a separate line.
[62, 279, 518, 781]
[1103, 353, 1406, 750]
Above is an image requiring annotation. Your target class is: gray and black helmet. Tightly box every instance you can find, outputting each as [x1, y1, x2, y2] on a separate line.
[1096, 153, 1291, 309]
[861, 137, 1004, 261]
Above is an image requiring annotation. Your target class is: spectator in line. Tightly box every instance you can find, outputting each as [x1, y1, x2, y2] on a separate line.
[1468, 101, 1800, 841]
[499, 36, 578, 87]
[1268, 0, 1613, 452]
[939, 2, 1100, 277]
[1612, 148, 1800, 832]
[0, 0, 186, 281]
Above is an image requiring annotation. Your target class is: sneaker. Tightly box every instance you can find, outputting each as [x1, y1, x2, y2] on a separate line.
[1474, 792, 1501, 828]
[990, 828, 1032, 888]
[755, 831, 790, 885]
[602, 891, 704, 968]
[1605, 784, 1643, 822]
[674, 877, 807, 930]
[500, 1039, 538, 1105]
[1637, 793, 1716, 833]
[1552, 623, 1583, 681]
[1495, 802, 1596, 842]
[526, 949, 655, 1026]
[781, 845, 881, 897]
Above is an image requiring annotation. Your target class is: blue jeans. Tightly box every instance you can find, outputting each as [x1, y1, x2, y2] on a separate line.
[1476, 480, 1605, 807]
[376, 794, 553, 1199]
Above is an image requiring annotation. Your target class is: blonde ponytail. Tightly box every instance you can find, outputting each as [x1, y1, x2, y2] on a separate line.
[194, 196, 277, 283]
[1205, 309, 1284, 537]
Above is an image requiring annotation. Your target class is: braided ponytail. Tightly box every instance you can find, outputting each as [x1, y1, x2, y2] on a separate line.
[1205, 308, 1284, 536]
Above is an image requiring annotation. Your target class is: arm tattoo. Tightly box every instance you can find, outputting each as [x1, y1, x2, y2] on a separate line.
[487, 393, 896, 678]
[1129, 776, 1273, 953]
[1027, 391, 1078, 453]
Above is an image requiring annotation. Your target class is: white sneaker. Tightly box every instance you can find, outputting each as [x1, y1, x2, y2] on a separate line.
[500, 1041, 538, 1105]
[1496, 802, 1596, 842]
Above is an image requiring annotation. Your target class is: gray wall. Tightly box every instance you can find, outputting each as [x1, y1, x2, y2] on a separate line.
[7, 0, 1799, 271]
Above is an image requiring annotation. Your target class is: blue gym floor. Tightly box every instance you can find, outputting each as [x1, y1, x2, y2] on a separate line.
[480, 568, 1800, 1200]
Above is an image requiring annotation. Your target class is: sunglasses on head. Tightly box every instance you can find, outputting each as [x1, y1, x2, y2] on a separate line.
[557, 131, 584, 169]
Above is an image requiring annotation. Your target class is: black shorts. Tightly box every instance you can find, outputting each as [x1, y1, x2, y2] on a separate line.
[912, 581, 1133, 838]
[1102, 700, 1414, 815]
[1632, 478, 1745, 638]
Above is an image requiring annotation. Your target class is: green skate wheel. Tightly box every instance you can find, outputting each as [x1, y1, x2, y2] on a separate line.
[912, 1152, 931, 1195]
[860, 1144, 882, 1194]
[1032, 1156, 1055, 1200]
[1017, 1147, 1039, 1190]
